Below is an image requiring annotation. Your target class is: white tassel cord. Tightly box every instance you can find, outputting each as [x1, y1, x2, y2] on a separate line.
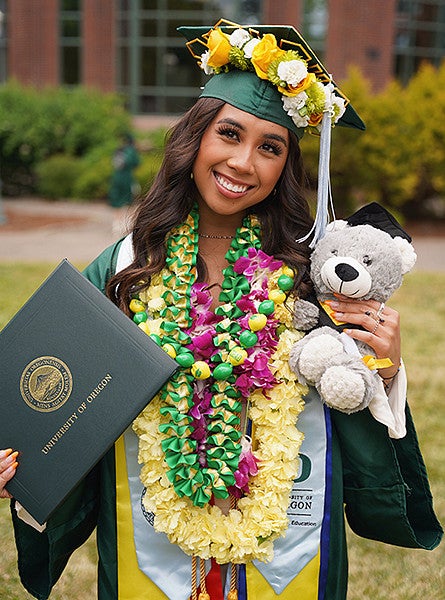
[297, 112, 335, 248]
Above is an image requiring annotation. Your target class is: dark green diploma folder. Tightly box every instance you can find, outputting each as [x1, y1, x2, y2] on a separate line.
[0, 260, 177, 525]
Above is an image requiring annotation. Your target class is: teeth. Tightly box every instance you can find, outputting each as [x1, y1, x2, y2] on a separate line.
[215, 173, 249, 193]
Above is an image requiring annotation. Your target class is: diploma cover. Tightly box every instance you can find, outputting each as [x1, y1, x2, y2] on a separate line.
[0, 259, 177, 524]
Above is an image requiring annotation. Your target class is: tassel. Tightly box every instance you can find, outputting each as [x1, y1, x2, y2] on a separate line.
[199, 558, 209, 599]
[191, 556, 198, 600]
[228, 562, 238, 600]
[297, 112, 334, 248]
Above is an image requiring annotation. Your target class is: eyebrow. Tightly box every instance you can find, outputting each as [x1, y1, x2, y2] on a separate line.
[216, 118, 288, 147]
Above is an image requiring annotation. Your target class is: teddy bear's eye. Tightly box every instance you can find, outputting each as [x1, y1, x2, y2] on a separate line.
[362, 255, 372, 265]
[331, 249, 338, 256]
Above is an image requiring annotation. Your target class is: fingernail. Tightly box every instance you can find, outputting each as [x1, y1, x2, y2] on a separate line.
[328, 301, 340, 309]
[4, 462, 18, 475]
[0, 449, 13, 458]
[4, 451, 18, 465]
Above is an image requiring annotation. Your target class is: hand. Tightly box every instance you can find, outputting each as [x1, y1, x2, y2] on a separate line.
[328, 297, 401, 379]
[0, 448, 19, 499]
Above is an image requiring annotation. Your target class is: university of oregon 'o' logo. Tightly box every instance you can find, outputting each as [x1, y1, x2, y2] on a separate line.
[20, 356, 73, 412]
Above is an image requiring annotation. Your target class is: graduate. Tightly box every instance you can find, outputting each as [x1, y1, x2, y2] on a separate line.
[1, 20, 442, 600]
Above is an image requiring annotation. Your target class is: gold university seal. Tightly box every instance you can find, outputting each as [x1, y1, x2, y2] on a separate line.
[20, 356, 73, 412]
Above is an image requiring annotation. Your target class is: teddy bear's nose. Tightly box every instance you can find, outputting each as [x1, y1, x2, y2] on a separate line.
[335, 263, 359, 282]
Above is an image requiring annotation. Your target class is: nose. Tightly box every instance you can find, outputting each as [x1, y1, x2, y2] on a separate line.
[335, 263, 359, 282]
[226, 147, 255, 174]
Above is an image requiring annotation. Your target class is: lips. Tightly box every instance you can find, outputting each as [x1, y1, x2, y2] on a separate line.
[214, 172, 251, 194]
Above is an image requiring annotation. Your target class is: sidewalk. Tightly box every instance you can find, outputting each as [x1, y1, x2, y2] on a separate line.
[0, 198, 127, 264]
[0, 197, 444, 271]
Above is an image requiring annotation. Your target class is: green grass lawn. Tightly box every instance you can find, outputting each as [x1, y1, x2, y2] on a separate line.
[0, 264, 443, 599]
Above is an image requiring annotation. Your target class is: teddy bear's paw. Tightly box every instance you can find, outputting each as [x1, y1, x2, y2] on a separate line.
[318, 366, 369, 413]
[290, 334, 345, 383]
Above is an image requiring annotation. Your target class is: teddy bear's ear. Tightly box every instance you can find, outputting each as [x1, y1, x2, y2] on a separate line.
[325, 219, 348, 233]
[393, 237, 417, 274]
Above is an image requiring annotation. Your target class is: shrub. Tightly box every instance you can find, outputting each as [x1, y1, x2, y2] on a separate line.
[302, 62, 445, 219]
[72, 142, 116, 200]
[35, 155, 84, 200]
[0, 81, 131, 195]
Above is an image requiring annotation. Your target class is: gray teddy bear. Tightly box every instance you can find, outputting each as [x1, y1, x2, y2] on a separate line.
[289, 203, 417, 414]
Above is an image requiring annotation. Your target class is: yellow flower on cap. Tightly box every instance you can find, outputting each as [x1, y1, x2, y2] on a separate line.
[251, 33, 286, 79]
[308, 112, 324, 127]
[207, 28, 232, 68]
[278, 71, 317, 97]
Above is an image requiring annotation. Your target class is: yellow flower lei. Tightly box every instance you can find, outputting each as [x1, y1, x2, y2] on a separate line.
[132, 211, 307, 564]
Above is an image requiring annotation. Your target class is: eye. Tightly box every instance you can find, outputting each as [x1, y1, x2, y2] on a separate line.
[362, 255, 372, 265]
[330, 249, 338, 256]
[260, 141, 283, 156]
[216, 125, 239, 141]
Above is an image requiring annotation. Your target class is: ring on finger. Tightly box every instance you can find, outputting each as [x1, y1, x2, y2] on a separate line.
[376, 302, 385, 319]
[371, 321, 380, 335]
[365, 309, 374, 318]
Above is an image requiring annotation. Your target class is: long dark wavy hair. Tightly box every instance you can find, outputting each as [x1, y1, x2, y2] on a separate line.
[107, 98, 314, 314]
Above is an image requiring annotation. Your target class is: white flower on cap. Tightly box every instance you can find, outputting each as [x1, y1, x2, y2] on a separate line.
[282, 93, 310, 128]
[229, 28, 251, 48]
[200, 51, 214, 75]
[243, 37, 260, 58]
[277, 59, 308, 87]
[323, 82, 346, 123]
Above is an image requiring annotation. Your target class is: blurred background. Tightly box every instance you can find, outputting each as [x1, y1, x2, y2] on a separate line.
[0, 0, 444, 223]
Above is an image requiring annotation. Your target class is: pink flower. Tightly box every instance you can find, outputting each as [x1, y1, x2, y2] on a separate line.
[234, 248, 282, 278]
[229, 436, 259, 496]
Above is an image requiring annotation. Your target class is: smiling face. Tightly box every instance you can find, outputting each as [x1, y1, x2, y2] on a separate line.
[192, 104, 289, 222]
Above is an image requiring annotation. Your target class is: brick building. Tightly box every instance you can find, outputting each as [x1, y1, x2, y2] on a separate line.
[2, 0, 444, 114]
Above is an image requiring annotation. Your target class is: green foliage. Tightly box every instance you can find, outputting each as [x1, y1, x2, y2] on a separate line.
[35, 154, 84, 200]
[0, 81, 131, 196]
[302, 62, 445, 219]
[72, 142, 116, 200]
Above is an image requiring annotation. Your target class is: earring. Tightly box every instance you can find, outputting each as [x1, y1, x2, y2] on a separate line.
[190, 172, 194, 180]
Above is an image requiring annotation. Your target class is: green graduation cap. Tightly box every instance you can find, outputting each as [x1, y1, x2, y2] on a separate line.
[178, 20, 365, 138]
[178, 20, 365, 246]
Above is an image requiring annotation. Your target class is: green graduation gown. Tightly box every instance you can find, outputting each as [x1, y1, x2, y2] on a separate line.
[11, 241, 443, 600]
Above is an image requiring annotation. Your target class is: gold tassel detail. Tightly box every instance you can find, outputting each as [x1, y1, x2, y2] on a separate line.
[191, 555, 198, 600]
[199, 556, 208, 599]
[228, 561, 238, 600]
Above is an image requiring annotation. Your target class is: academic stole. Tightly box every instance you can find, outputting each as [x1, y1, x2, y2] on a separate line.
[114, 389, 332, 600]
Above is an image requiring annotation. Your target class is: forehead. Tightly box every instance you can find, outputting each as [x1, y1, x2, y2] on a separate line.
[211, 104, 289, 141]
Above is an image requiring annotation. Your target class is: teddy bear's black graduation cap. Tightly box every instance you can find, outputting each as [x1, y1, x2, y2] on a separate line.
[346, 202, 412, 242]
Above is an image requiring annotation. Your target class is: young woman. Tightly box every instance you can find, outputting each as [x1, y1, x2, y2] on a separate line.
[1, 22, 441, 600]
